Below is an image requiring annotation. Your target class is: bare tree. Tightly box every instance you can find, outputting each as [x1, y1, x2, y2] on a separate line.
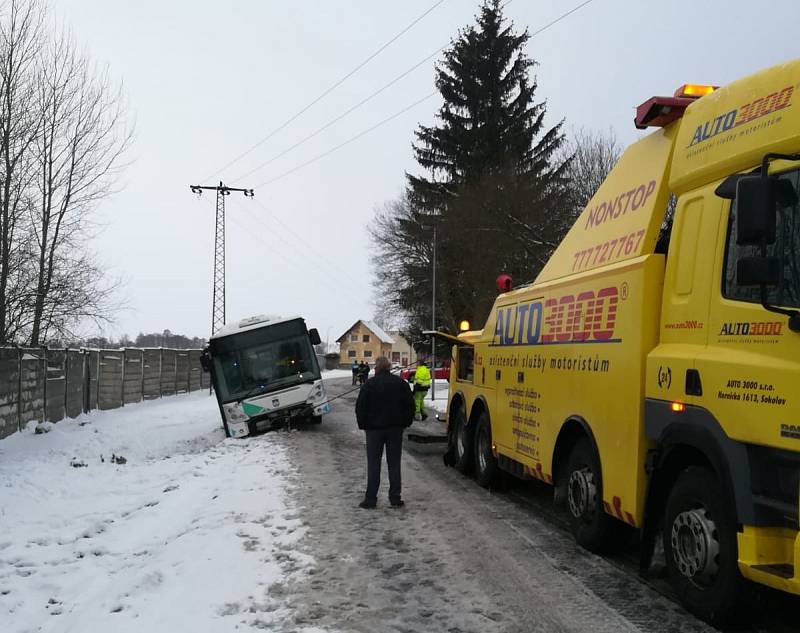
[559, 127, 621, 229]
[28, 28, 131, 344]
[0, 0, 44, 342]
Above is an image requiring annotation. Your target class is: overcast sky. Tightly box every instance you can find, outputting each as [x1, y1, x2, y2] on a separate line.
[52, 0, 800, 345]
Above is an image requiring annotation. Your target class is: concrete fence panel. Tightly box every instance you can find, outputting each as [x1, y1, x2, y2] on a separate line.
[0, 346, 207, 439]
[45, 349, 66, 423]
[142, 349, 162, 399]
[19, 348, 45, 428]
[65, 351, 84, 419]
[160, 349, 177, 396]
[122, 349, 144, 405]
[0, 348, 20, 439]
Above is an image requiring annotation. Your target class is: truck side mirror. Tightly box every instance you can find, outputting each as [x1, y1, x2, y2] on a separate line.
[308, 328, 321, 346]
[735, 176, 777, 245]
[737, 257, 782, 287]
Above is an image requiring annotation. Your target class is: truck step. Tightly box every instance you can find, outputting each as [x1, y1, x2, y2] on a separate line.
[751, 564, 794, 579]
[407, 432, 448, 444]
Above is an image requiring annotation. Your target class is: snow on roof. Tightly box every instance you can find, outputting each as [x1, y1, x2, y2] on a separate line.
[210, 314, 302, 340]
[363, 321, 394, 344]
[336, 320, 394, 344]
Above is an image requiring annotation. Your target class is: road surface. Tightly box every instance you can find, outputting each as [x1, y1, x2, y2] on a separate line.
[267, 376, 800, 633]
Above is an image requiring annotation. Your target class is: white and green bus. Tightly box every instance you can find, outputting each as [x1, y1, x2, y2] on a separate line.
[201, 315, 330, 437]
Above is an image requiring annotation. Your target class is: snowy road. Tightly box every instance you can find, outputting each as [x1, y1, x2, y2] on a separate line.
[3, 377, 799, 632]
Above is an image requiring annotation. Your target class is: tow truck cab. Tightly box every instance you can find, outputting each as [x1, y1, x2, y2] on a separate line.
[204, 315, 330, 437]
[445, 60, 800, 622]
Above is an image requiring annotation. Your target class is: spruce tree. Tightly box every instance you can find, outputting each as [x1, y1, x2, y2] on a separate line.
[407, 0, 571, 332]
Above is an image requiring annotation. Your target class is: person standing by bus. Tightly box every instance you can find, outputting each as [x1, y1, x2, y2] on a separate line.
[351, 359, 359, 385]
[355, 356, 415, 508]
[412, 360, 431, 421]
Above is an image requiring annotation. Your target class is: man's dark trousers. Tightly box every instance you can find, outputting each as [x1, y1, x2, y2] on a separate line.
[365, 427, 404, 504]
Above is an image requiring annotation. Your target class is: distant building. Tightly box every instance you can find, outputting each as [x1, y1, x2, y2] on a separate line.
[336, 320, 394, 366]
[387, 331, 417, 368]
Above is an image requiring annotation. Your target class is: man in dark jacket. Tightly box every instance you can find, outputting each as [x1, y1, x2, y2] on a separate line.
[355, 356, 415, 508]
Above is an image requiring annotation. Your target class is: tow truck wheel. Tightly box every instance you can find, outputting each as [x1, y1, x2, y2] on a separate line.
[310, 415, 322, 424]
[663, 466, 745, 625]
[565, 437, 620, 552]
[473, 412, 500, 488]
[450, 402, 473, 474]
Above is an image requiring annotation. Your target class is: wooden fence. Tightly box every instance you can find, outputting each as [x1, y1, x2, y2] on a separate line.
[0, 347, 209, 440]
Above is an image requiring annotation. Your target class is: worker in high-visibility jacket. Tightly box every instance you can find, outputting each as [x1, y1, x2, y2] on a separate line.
[412, 360, 432, 421]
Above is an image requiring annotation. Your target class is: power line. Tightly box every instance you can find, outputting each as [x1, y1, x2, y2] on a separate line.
[528, 0, 595, 38]
[230, 45, 444, 185]
[240, 0, 597, 188]
[254, 91, 437, 189]
[249, 197, 366, 292]
[200, 0, 447, 182]
[227, 199, 369, 309]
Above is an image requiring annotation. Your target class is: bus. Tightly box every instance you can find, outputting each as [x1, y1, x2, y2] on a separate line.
[201, 314, 330, 437]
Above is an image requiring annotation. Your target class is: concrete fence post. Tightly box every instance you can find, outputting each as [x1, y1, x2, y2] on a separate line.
[41, 346, 48, 422]
[63, 347, 68, 417]
[174, 351, 178, 395]
[96, 351, 101, 411]
[120, 348, 126, 408]
[159, 348, 164, 398]
[16, 347, 22, 432]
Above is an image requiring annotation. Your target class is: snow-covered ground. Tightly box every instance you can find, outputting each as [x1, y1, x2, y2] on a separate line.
[0, 393, 322, 633]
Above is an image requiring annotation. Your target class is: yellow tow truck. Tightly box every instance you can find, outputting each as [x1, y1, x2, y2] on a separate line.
[442, 59, 800, 623]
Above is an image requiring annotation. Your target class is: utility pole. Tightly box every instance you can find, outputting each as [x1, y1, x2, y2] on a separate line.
[431, 222, 436, 402]
[189, 182, 254, 335]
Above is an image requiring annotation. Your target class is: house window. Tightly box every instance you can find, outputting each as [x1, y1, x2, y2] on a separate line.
[362, 334, 370, 343]
[402, 357, 408, 366]
[348, 350, 356, 357]
[363, 350, 373, 358]
[350, 334, 359, 342]
[391, 352, 400, 362]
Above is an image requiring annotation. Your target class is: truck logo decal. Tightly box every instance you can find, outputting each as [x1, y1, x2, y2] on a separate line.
[719, 321, 782, 336]
[688, 85, 794, 148]
[491, 286, 621, 347]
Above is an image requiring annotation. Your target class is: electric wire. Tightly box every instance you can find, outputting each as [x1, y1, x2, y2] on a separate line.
[227, 198, 369, 308]
[229, 44, 446, 185]
[200, 0, 448, 182]
[253, 91, 437, 189]
[245, 0, 597, 189]
[249, 197, 366, 292]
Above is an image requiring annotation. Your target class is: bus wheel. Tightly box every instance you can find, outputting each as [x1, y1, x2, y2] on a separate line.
[450, 402, 473, 474]
[663, 466, 744, 625]
[565, 437, 618, 552]
[474, 412, 499, 488]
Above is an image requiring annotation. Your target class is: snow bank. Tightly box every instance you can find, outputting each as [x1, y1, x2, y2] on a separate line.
[0, 393, 317, 632]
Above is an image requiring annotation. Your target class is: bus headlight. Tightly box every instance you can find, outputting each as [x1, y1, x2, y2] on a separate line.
[223, 404, 248, 422]
[308, 380, 325, 403]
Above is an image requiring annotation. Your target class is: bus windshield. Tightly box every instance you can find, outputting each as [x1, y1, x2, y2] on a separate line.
[210, 319, 320, 402]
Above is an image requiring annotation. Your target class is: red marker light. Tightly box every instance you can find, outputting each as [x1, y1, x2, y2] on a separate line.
[671, 401, 686, 413]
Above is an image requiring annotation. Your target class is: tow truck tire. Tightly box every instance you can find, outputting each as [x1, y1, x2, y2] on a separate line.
[310, 415, 322, 424]
[474, 412, 500, 488]
[450, 402, 473, 475]
[565, 437, 621, 553]
[663, 466, 745, 625]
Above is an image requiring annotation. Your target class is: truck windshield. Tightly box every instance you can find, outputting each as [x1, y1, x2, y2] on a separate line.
[210, 320, 320, 402]
[724, 167, 800, 308]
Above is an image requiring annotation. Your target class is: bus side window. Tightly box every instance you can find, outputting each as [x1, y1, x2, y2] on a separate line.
[457, 347, 474, 383]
